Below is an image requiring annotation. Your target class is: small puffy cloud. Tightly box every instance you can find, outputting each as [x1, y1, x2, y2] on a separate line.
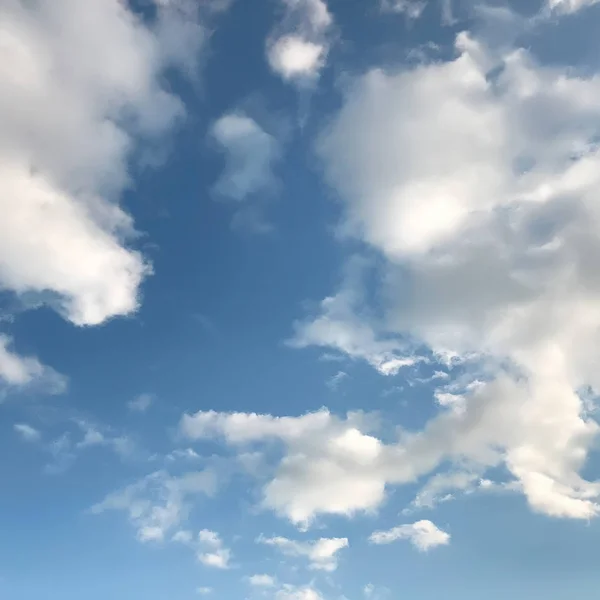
[268, 36, 326, 81]
[91, 470, 217, 542]
[196, 529, 231, 569]
[258, 535, 348, 571]
[128, 393, 154, 413]
[14, 423, 41, 442]
[210, 112, 280, 202]
[248, 574, 276, 587]
[266, 0, 333, 85]
[369, 520, 450, 551]
[0, 335, 66, 393]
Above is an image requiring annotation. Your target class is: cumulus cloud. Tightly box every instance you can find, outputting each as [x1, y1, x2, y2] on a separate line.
[369, 520, 450, 551]
[14, 423, 41, 442]
[266, 0, 333, 84]
[0, 0, 208, 327]
[180, 408, 406, 526]
[258, 535, 348, 571]
[249, 574, 277, 587]
[310, 29, 600, 520]
[90, 470, 217, 542]
[210, 112, 280, 202]
[0, 335, 66, 392]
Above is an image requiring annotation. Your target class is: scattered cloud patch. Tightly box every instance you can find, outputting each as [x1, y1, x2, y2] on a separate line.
[14, 423, 41, 442]
[258, 535, 348, 571]
[0, 335, 66, 394]
[380, 0, 426, 19]
[91, 470, 217, 542]
[196, 529, 232, 569]
[128, 393, 154, 413]
[275, 584, 324, 600]
[326, 370, 348, 391]
[547, 0, 600, 13]
[210, 112, 280, 203]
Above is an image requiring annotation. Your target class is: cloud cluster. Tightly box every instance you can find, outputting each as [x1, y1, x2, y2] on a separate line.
[174, 529, 232, 569]
[266, 0, 333, 84]
[307, 30, 600, 519]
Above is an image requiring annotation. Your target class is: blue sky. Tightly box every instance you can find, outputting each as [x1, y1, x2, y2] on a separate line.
[2, 0, 600, 598]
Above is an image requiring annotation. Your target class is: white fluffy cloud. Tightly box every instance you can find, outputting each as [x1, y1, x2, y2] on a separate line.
[266, 0, 333, 84]
[258, 535, 348, 571]
[308, 29, 600, 519]
[211, 112, 280, 202]
[0, 0, 206, 326]
[0, 335, 66, 392]
[91, 470, 217, 542]
[249, 574, 277, 587]
[369, 520, 450, 551]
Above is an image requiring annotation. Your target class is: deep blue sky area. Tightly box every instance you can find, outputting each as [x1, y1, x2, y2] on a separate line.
[2, 1, 600, 599]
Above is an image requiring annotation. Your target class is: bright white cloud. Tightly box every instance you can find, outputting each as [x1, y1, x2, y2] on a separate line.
[249, 574, 277, 587]
[268, 36, 326, 81]
[258, 535, 348, 571]
[210, 112, 280, 202]
[312, 29, 600, 520]
[91, 470, 217, 542]
[266, 0, 333, 84]
[370, 520, 450, 551]
[0, 0, 207, 327]
[14, 423, 41, 442]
